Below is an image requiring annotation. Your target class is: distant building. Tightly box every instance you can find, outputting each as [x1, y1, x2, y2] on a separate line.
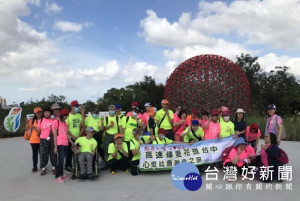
[0, 96, 8, 109]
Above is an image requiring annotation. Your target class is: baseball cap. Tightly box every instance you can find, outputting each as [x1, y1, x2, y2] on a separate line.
[161, 99, 169, 104]
[86, 127, 95, 133]
[250, 123, 259, 130]
[211, 110, 219, 116]
[71, 100, 79, 107]
[59, 109, 69, 116]
[158, 128, 168, 135]
[34, 107, 42, 114]
[236, 108, 245, 114]
[191, 109, 198, 114]
[132, 101, 139, 107]
[222, 110, 230, 116]
[234, 137, 247, 147]
[266, 104, 276, 110]
[114, 134, 123, 140]
[191, 120, 200, 126]
[115, 104, 122, 109]
[144, 102, 151, 107]
[51, 102, 61, 110]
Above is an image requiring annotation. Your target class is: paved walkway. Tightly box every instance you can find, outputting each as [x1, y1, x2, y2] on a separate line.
[0, 137, 298, 201]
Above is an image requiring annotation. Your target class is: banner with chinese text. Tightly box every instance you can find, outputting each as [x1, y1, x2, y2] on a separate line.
[139, 136, 234, 171]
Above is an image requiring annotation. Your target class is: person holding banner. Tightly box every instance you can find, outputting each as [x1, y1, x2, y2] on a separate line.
[155, 99, 174, 140]
[181, 120, 204, 143]
[130, 128, 152, 175]
[152, 128, 185, 145]
[173, 110, 189, 142]
[245, 123, 261, 152]
[25, 107, 42, 173]
[220, 110, 235, 138]
[107, 134, 130, 174]
[223, 137, 256, 180]
[204, 110, 221, 140]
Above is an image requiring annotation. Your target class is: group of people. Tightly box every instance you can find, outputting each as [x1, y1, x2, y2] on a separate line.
[24, 99, 286, 183]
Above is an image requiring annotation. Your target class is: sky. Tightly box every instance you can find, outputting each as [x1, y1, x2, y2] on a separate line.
[0, 0, 300, 105]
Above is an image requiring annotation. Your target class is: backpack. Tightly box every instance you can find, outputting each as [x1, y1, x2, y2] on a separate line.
[221, 145, 235, 161]
[278, 147, 289, 164]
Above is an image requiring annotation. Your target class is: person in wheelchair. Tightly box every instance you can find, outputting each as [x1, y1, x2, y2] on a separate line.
[74, 127, 98, 179]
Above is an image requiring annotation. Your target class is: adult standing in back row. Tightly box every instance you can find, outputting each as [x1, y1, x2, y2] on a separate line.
[155, 99, 174, 140]
[265, 104, 284, 145]
[234, 108, 247, 139]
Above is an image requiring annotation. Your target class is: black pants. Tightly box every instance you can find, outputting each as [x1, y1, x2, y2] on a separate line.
[131, 160, 140, 176]
[30, 143, 40, 169]
[56, 145, 67, 178]
[40, 139, 57, 169]
[108, 157, 130, 172]
[124, 141, 133, 161]
[65, 141, 73, 169]
[165, 129, 174, 140]
[223, 162, 248, 174]
[93, 131, 104, 160]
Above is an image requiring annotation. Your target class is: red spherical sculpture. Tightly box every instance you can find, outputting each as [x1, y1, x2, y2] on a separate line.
[164, 54, 251, 114]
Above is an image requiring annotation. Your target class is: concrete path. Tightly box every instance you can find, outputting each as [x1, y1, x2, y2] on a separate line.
[0, 137, 298, 201]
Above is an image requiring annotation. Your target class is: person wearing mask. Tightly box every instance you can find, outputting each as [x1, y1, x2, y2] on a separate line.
[130, 128, 152, 175]
[53, 109, 69, 183]
[122, 107, 143, 159]
[103, 105, 122, 162]
[84, 108, 104, 158]
[220, 110, 235, 139]
[74, 127, 98, 179]
[37, 107, 56, 176]
[115, 104, 125, 133]
[155, 99, 174, 140]
[65, 100, 85, 172]
[233, 108, 247, 139]
[25, 107, 42, 172]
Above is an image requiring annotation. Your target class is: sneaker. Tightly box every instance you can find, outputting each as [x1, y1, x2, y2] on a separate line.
[124, 169, 129, 173]
[52, 169, 56, 175]
[32, 168, 38, 173]
[60, 175, 68, 180]
[54, 178, 64, 183]
[87, 174, 95, 179]
[40, 169, 47, 176]
[65, 166, 72, 172]
[110, 171, 116, 175]
[79, 174, 87, 179]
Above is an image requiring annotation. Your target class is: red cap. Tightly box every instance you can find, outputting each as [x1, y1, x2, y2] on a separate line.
[221, 110, 230, 116]
[158, 128, 168, 135]
[211, 110, 219, 116]
[59, 109, 69, 116]
[191, 109, 198, 114]
[250, 123, 259, 130]
[132, 101, 139, 107]
[114, 134, 123, 140]
[71, 100, 79, 106]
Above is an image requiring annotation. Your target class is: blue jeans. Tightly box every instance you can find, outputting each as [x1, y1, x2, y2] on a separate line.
[56, 145, 67, 178]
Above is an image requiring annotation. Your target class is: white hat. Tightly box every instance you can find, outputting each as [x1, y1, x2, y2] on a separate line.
[236, 108, 245, 114]
[144, 102, 151, 107]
